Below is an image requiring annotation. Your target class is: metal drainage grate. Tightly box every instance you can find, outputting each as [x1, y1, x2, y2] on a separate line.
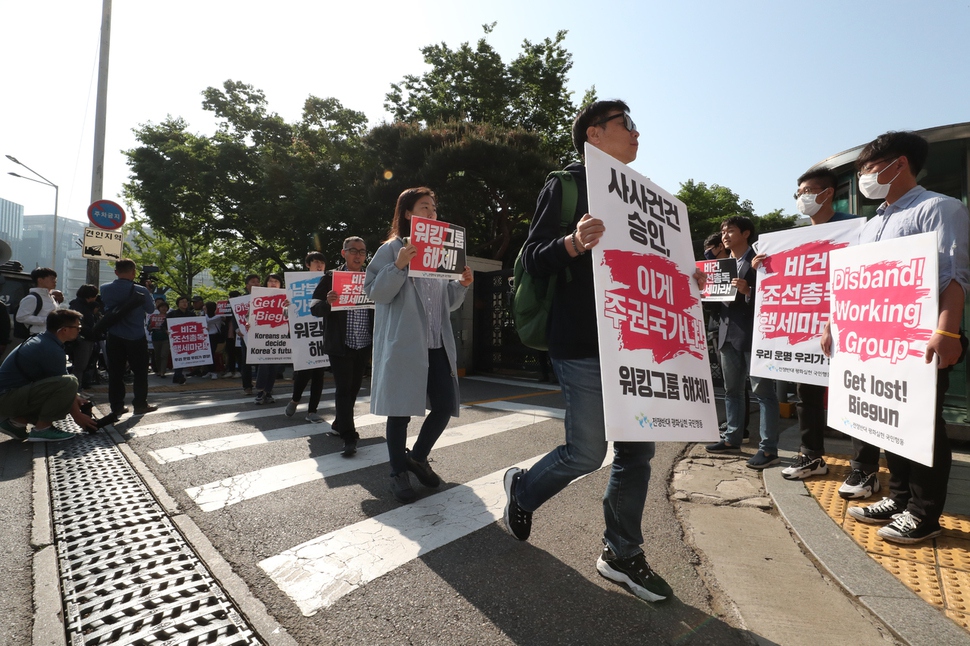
[47, 427, 262, 646]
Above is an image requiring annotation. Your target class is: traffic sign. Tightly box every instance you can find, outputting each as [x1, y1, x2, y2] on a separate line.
[82, 227, 123, 261]
[87, 199, 126, 230]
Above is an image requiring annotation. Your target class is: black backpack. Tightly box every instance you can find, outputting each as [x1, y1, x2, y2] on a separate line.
[13, 292, 42, 339]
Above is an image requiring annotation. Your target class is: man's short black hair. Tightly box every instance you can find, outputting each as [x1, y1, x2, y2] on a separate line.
[30, 267, 56, 283]
[244, 273, 260, 284]
[47, 308, 82, 332]
[721, 215, 756, 238]
[855, 131, 929, 176]
[703, 233, 723, 249]
[192, 295, 203, 302]
[572, 99, 630, 158]
[797, 168, 839, 191]
[115, 258, 136, 274]
[305, 251, 326, 267]
[76, 284, 98, 300]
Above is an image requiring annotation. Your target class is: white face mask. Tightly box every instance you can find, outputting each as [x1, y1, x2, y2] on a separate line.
[858, 158, 901, 200]
[796, 192, 824, 217]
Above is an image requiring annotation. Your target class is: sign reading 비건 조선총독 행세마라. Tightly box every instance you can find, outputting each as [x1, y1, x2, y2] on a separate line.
[285, 271, 330, 371]
[827, 231, 938, 467]
[168, 316, 213, 369]
[749, 218, 865, 387]
[407, 216, 467, 279]
[247, 287, 292, 364]
[696, 258, 737, 302]
[331, 271, 375, 310]
[585, 143, 718, 443]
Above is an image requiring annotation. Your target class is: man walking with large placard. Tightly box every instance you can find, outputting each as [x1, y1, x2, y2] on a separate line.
[502, 100, 673, 602]
[825, 131, 969, 544]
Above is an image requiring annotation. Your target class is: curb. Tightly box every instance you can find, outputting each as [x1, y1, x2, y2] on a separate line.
[764, 454, 968, 645]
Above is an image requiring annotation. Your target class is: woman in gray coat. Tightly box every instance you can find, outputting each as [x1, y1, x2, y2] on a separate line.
[364, 187, 474, 504]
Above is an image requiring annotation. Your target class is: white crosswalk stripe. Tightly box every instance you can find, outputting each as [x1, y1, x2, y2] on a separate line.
[185, 412, 548, 511]
[259, 452, 610, 616]
[142, 391, 334, 415]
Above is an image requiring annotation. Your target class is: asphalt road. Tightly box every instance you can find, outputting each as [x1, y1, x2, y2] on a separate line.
[6, 375, 755, 645]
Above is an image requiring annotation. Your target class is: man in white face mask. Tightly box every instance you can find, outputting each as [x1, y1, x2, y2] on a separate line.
[822, 131, 970, 545]
[755, 169, 866, 484]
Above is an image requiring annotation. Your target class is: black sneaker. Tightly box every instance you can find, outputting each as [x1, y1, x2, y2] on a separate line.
[596, 542, 672, 602]
[746, 450, 780, 470]
[389, 472, 416, 504]
[503, 468, 532, 541]
[705, 440, 739, 454]
[847, 497, 899, 524]
[782, 454, 828, 480]
[341, 439, 357, 458]
[839, 469, 880, 500]
[877, 510, 942, 544]
[405, 449, 441, 487]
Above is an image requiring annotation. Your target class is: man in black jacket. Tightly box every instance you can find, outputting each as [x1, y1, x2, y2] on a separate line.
[705, 216, 780, 468]
[502, 100, 674, 604]
[310, 237, 374, 456]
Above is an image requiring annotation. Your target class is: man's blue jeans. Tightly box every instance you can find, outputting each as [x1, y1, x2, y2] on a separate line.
[719, 342, 780, 453]
[516, 357, 655, 559]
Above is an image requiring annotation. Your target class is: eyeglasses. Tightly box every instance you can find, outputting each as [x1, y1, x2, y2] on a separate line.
[857, 157, 898, 177]
[61, 325, 80, 330]
[593, 112, 636, 132]
[793, 187, 829, 200]
[344, 248, 367, 255]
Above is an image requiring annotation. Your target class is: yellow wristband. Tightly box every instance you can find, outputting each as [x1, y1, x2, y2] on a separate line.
[935, 329, 961, 339]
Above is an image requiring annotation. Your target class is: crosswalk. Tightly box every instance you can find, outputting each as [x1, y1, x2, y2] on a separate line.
[117, 380, 594, 619]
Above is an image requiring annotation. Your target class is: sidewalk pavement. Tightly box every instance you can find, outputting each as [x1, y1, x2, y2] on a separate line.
[673, 419, 970, 645]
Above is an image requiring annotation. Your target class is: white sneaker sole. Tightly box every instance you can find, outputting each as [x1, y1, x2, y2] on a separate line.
[503, 468, 528, 540]
[596, 557, 668, 602]
[839, 478, 881, 500]
[782, 465, 828, 480]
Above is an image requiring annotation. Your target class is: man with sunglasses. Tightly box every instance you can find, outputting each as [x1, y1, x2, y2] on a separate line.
[0, 309, 97, 442]
[310, 236, 374, 457]
[823, 131, 970, 544]
[503, 100, 674, 603]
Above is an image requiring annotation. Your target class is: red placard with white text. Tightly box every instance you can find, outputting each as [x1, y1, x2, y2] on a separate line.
[229, 295, 250, 338]
[585, 143, 717, 442]
[168, 316, 213, 368]
[331, 271, 375, 310]
[407, 216, 466, 279]
[696, 259, 737, 302]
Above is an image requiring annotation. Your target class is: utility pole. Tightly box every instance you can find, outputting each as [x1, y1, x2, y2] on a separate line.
[87, 0, 112, 286]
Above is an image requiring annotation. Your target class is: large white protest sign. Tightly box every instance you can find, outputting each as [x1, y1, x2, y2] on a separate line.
[247, 287, 291, 364]
[168, 316, 213, 369]
[285, 271, 330, 370]
[750, 218, 865, 385]
[827, 232, 938, 466]
[586, 143, 718, 442]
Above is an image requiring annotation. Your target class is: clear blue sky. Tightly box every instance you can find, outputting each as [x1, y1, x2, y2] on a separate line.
[2, 0, 968, 230]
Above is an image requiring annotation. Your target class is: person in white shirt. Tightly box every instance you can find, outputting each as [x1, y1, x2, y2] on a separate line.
[15, 267, 58, 338]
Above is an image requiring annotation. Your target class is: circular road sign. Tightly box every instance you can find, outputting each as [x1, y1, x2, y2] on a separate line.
[87, 199, 127, 230]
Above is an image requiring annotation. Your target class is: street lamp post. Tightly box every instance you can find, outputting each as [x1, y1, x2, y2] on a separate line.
[6, 155, 59, 270]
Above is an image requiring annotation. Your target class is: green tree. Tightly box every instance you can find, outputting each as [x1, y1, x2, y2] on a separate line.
[385, 24, 587, 165]
[121, 215, 217, 299]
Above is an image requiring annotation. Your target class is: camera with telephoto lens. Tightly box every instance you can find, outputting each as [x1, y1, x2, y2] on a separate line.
[79, 399, 120, 433]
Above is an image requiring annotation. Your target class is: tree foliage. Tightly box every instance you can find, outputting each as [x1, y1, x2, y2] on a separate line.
[385, 24, 586, 165]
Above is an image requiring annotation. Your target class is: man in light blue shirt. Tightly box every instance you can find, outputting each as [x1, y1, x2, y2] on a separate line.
[824, 131, 970, 544]
[100, 258, 157, 416]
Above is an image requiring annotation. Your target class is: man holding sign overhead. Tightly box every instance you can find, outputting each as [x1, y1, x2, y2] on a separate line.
[502, 100, 675, 603]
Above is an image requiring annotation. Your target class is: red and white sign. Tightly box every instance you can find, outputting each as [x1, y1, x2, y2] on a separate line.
[168, 316, 213, 369]
[87, 199, 126, 230]
[586, 143, 718, 442]
[247, 287, 291, 363]
[215, 300, 231, 317]
[750, 218, 865, 385]
[331, 271, 375, 310]
[696, 259, 737, 302]
[229, 295, 250, 338]
[407, 216, 466, 279]
[827, 232, 938, 466]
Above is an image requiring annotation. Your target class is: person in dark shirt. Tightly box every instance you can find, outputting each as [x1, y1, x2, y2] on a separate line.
[0, 309, 96, 442]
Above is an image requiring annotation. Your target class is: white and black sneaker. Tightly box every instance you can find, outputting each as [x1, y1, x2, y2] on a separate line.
[847, 497, 899, 524]
[782, 454, 828, 480]
[838, 469, 880, 499]
[877, 510, 942, 544]
[596, 541, 672, 603]
[503, 468, 532, 541]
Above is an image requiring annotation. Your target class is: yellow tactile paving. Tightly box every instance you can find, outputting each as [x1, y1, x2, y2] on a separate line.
[801, 454, 970, 636]
[870, 554, 945, 606]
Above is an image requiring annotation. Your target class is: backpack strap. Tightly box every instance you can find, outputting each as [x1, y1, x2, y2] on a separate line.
[29, 292, 42, 316]
[546, 170, 579, 233]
